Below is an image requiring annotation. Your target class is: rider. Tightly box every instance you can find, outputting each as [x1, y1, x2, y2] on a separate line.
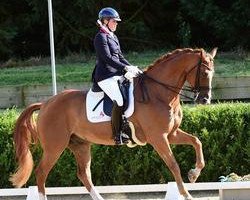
[92, 7, 142, 145]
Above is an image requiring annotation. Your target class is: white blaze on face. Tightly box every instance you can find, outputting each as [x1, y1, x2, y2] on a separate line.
[206, 68, 214, 101]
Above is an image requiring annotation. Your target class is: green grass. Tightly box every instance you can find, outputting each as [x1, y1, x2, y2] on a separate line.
[0, 62, 94, 86]
[0, 50, 249, 86]
[214, 53, 250, 77]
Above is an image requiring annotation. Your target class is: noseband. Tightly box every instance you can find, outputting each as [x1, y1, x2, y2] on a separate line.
[137, 53, 212, 103]
[185, 55, 212, 101]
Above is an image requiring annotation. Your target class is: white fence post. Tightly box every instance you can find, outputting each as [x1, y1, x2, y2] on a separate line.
[26, 186, 39, 200]
[165, 182, 183, 200]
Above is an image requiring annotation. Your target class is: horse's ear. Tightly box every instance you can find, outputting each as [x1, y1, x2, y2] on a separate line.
[210, 47, 218, 58]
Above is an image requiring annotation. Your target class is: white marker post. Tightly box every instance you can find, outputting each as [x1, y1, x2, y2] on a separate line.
[47, 0, 57, 95]
[26, 186, 39, 200]
[165, 182, 183, 200]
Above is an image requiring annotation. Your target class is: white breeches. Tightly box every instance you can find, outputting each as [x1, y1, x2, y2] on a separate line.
[97, 76, 123, 106]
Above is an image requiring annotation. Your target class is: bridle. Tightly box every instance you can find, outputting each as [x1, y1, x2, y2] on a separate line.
[137, 52, 213, 103]
[185, 54, 213, 101]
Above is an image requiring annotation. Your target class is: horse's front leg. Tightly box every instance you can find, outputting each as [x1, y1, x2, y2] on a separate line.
[149, 132, 193, 200]
[168, 128, 205, 183]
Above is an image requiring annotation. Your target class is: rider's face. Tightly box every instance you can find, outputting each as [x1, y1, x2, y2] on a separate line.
[107, 19, 118, 32]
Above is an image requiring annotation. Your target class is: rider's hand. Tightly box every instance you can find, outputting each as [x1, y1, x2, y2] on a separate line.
[125, 65, 143, 76]
[124, 71, 137, 80]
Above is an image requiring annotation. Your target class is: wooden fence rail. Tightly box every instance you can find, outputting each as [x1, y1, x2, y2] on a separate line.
[0, 77, 250, 108]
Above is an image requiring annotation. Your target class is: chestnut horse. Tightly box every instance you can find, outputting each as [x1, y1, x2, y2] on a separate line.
[10, 48, 217, 200]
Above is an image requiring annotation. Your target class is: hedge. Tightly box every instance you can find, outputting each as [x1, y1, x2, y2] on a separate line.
[0, 103, 249, 188]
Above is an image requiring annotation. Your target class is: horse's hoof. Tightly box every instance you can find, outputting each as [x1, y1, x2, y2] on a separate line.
[188, 168, 200, 183]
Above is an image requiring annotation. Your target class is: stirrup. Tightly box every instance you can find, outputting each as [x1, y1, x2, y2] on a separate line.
[114, 133, 130, 145]
[121, 117, 132, 137]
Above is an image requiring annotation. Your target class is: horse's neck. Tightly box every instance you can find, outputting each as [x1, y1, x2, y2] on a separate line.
[145, 53, 199, 104]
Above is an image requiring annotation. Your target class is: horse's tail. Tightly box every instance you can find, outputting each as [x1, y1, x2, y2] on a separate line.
[9, 102, 42, 188]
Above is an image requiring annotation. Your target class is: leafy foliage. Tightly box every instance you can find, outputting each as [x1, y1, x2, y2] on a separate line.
[179, 0, 250, 49]
[0, 0, 249, 60]
[0, 109, 18, 187]
[0, 103, 249, 187]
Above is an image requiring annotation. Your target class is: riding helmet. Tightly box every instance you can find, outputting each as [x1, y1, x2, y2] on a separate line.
[98, 7, 121, 21]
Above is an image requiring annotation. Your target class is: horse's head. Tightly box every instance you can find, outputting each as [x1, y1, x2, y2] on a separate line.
[186, 48, 217, 104]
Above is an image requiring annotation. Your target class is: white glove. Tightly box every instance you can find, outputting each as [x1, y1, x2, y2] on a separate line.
[125, 65, 143, 76]
[124, 71, 136, 80]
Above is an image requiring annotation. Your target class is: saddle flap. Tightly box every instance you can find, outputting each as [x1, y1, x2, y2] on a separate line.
[86, 79, 135, 123]
[119, 79, 130, 110]
[103, 93, 113, 116]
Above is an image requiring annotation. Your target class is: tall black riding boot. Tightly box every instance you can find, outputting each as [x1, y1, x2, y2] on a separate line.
[111, 101, 130, 145]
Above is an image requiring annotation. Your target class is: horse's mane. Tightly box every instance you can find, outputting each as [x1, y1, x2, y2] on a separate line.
[146, 48, 204, 71]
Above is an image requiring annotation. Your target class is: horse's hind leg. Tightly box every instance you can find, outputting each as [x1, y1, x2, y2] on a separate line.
[68, 135, 104, 200]
[35, 135, 69, 199]
[35, 150, 66, 200]
[168, 128, 205, 183]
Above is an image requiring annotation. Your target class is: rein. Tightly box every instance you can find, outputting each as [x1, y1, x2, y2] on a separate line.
[137, 73, 195, 103]
[136, 54, 209, 103]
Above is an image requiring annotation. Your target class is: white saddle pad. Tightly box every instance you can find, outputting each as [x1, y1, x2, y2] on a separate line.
[86, 81, 134, 123]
